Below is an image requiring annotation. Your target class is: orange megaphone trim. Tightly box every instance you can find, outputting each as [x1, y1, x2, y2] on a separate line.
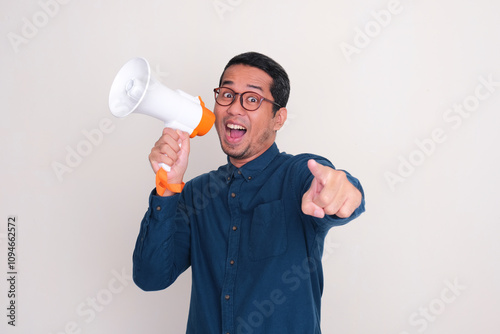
[190, 97, 215, 138]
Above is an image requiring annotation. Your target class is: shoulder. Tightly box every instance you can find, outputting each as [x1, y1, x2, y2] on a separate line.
[279, 152, 336, 171]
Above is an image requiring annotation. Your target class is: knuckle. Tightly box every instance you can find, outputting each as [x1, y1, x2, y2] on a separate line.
[149, 150, 160, 162]
[332, 170, 346, 183]
[324, 202, 340, 215]
[320, 194, 334, 207]
[336, 206, 352, 219]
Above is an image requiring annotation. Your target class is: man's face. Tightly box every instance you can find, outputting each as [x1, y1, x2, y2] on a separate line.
[214, 64, 287, 167]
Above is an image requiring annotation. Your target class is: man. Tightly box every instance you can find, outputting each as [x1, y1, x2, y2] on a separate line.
[133, 52, 365, 333]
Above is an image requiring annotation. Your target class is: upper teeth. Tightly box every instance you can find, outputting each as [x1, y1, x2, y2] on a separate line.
[227, 124, 246, 130]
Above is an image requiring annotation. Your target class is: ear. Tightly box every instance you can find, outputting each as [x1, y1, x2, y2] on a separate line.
[273, 107, 288, 131]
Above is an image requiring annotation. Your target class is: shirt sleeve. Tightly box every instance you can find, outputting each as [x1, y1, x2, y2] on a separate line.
[132, 189, 191, 291]
[294, 155, 366, 232]
[322, 168, 365, 228]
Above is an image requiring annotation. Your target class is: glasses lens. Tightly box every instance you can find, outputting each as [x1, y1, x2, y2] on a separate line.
[241, 92, 263, 111]
[216, 87, 235, 106]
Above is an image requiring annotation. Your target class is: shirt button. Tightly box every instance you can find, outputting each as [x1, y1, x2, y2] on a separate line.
[225, 294, 230, 300]
[238, 170, 242, 175]
[230, 260, 235, 265]
[232, 226, 238, 231]
[248, 176, 252, 180]
[156, 206, 161, 211]
[231, 193, 236, 198]
[227, 176, 231, 181]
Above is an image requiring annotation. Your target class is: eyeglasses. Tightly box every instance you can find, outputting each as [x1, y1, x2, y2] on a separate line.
[213, 87, 282, 111]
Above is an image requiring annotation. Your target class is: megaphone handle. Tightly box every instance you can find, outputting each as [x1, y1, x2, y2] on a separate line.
[158, 162, 171, 172]
[155, 164, 185, 195]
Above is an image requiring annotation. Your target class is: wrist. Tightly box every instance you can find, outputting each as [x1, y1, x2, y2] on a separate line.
[155, 169, 184, 196]
[157, 189, 177, 197]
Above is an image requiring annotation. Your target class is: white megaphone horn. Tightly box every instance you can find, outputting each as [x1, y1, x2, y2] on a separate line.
[108, 57, 215, 195]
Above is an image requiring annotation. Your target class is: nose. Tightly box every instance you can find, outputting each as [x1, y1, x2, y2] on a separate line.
[225, 94, 245, 115]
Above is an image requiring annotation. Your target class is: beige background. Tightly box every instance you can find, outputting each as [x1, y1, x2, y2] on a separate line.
[1, 0, 499, 333]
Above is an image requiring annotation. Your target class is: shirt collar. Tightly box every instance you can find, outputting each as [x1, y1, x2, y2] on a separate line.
[224, 143, 279, 182]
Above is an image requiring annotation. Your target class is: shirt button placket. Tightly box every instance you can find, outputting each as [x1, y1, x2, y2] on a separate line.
[221, 173, 243, 334]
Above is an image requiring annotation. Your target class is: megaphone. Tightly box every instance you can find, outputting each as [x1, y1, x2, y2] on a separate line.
[109, 57, 215, 195]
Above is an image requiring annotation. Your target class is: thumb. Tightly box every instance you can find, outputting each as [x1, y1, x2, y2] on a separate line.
[177, 130, 191, 155]
[301, 178, 325, 218]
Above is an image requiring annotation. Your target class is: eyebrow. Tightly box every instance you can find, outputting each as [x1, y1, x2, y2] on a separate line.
[221, 80, 264, 93]
[247, 84, 264, 93]
[220, 80, 233, 87]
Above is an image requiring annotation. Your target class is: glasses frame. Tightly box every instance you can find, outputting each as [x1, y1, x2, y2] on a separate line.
[213, 87, 282, 111]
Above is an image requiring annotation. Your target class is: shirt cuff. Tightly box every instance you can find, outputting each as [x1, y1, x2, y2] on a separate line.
[148, 188, 181, 221]
[333, 170, 365, 219]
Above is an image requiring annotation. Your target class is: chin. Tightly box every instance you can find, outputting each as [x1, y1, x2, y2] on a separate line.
[221, 143, 248, 160]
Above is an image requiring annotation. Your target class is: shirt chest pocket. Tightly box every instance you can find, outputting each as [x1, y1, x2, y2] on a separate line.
[249, 200, 287, 261]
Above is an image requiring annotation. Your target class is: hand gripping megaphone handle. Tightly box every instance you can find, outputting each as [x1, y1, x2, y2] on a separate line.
[156, 159, 184, 195]
[154, 96, 213, 195]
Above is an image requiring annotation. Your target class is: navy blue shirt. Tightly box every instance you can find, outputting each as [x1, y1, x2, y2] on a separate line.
[133, 143, 365, 334]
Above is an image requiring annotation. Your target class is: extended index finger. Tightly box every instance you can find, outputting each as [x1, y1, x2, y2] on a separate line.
[307, 159, 331, 182]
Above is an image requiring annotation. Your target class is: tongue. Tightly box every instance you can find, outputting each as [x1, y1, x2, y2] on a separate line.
[230, 129, 246, 139]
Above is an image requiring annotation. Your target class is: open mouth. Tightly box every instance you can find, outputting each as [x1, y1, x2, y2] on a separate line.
[226, 123, 247, 140]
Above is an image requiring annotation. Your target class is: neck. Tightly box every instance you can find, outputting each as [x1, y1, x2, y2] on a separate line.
[229, 156, 257, 168]
[228, 142, 275, 168]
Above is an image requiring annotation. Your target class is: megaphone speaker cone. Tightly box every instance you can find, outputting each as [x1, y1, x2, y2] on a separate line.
[108, 57, 151, 118]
